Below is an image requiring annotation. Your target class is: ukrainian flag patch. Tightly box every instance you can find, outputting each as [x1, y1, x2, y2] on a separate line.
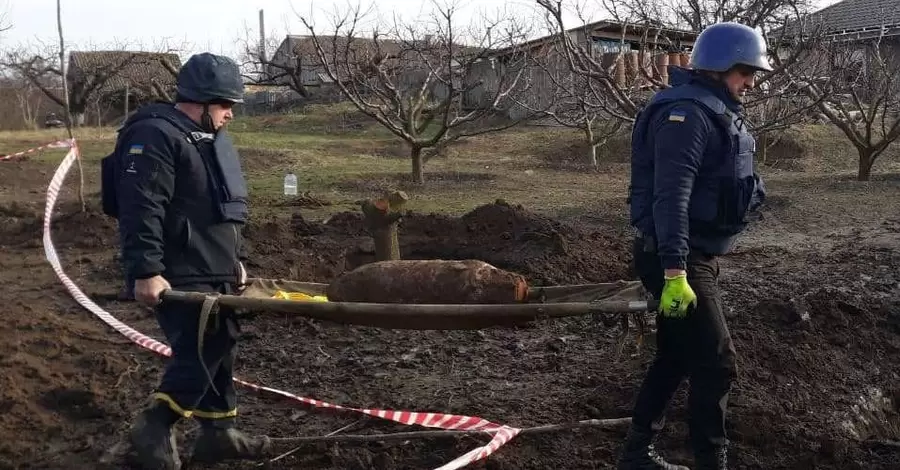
[128, 144, 144, 155]
[668, 110, 686, 122]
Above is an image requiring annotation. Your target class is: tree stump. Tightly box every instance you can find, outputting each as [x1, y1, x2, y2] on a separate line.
[361, 190, 409, 262]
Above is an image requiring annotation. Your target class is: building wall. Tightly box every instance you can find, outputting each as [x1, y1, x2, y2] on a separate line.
[266, 38, 329, 88]
[885, 36, 900, 68]
[466, 37, 692, 117]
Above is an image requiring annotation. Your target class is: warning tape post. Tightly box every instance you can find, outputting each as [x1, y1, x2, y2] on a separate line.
[39, 139, 521, 469]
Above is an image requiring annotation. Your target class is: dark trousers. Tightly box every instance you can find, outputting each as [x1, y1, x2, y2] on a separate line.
[152, 282, 240, 429]
[117, 228, 135, 300]
[629, 237, 737, 452]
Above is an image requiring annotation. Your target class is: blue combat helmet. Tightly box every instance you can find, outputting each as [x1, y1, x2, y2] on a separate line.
[689, 22, 773, 72]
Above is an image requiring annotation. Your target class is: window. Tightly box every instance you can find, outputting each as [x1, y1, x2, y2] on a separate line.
[593, 38, 631, 54]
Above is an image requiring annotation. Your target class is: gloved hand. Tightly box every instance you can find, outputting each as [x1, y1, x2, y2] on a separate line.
[659, 273, 697, 318]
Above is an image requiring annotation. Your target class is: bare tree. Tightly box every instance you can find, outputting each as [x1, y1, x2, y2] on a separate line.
[535, 0, 657, 122]
[598, 0, 815, 31]
[56, 0, 84, 212]
[140, 51, 180, 102]
[784, 31, 900, 181]
[297, 2, 538, 184]
[18, 81, 45, 128]
[238, 23, 315, 99]
[2, 39, 183, 126]
[1, 70, 48, 129]
[536, 0, 825, 167]
[0, 0, 11, 34]
[519, 41, 624, 168]
[733, 9, 831, 163]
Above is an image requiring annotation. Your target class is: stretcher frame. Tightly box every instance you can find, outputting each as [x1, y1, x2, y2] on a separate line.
[161, 277, 659, 330]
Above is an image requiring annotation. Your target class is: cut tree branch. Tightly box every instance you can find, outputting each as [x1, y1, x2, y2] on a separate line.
[270, 417, 632, 444]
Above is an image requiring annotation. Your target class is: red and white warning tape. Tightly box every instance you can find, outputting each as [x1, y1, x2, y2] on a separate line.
[1, 138, 75, 161]
[41, 143, 521, 469]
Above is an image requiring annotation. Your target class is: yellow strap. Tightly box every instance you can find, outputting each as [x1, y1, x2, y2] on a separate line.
[272, 290, 328, 302]
[152, 393, 237, 419]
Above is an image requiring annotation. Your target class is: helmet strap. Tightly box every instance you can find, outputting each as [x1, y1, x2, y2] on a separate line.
[201, 103, 216, 133]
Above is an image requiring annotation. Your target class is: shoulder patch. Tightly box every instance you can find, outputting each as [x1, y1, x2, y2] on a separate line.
[667, 109, 687, 122]
[128, 144, 144, 155]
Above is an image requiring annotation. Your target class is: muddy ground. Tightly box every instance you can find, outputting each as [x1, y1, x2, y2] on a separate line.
[1, 154, 899, 470]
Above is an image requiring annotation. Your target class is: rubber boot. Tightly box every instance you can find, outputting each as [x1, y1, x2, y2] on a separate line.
[127, 402, 182, 470]
[617, 426, 690, 470]
[191, 427, 272, 463]
[695, 446, 727, 470]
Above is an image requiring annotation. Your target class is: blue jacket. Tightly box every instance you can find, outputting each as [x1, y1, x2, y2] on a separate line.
[111, 103, 250, 286]
[629, 66, 765, 270]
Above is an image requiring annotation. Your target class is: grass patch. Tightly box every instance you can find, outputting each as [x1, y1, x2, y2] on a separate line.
[759, 124, 900, 173]
[2, 103, 897, 222]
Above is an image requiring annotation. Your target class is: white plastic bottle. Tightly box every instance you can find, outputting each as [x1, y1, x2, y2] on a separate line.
[283, 172, 298, 196]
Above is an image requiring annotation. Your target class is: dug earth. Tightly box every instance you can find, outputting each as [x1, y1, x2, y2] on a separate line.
[0, 162, 899, 469]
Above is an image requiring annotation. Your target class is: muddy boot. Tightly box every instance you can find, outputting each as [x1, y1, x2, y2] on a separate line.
[694, 446, 727, 470]
[191, 427, 272, 463]
[617, 426, 690, 470]
[127, 403, 182, 470]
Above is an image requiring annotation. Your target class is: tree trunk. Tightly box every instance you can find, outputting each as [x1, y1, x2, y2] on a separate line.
[857, 148, 875, 181]
[57, 0, 85, 211]
[584, 126, 598, 169]
[410, 145, 424, 184]
[124, 83, 130, 119]
[588, 144, 599, 169]
[361, 190, 409, 262]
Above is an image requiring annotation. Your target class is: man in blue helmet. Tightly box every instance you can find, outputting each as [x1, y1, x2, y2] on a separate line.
[618, 22, 770, 470]
[108, 52, 271, 469]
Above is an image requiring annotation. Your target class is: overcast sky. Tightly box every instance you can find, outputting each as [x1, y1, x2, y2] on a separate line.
[1, 0, 841, 59]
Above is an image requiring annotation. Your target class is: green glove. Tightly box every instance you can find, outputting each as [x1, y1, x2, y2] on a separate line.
[659, 273, 697, 318]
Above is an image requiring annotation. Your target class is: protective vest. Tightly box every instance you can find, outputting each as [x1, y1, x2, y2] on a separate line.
[101, 108, 249, 225]
[630, 81, 763, 240]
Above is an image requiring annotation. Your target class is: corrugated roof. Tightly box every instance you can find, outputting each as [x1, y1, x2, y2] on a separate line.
[274, 34, 483, 65]
[268, 34, 483, 86]
[783, 0, 900, 37]
[488, 19, 698, 58]
[67, 51, 181, 94]
[276, 35, 406, 62]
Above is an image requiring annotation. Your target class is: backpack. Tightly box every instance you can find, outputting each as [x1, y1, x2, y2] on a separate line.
[100, 144, 122, 218]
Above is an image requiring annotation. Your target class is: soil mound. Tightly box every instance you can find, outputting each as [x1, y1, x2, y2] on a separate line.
[242, 200, 632, 285]
[0, 200, 117, 249]
[718, 266, 900, 469]
[409, 200, 631, 284]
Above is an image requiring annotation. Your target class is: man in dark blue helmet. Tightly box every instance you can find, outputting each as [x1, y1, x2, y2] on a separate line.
[618, 22, 770, 470]
[112, 52, 270, 469]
